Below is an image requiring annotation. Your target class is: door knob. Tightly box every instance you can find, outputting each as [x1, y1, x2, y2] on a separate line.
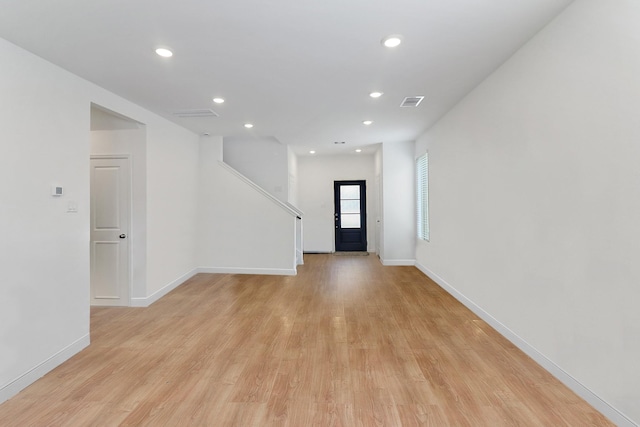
[119, 234, 126, 239]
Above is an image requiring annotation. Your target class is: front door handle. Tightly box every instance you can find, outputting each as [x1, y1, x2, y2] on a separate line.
[119, 234, 126, 239]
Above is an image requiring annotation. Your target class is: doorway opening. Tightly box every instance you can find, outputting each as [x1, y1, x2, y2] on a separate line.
[334, 180, 367, 252]
[89, 104, 146, 307]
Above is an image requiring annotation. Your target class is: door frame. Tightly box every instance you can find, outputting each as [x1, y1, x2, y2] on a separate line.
[90, 154, 132, 306]
[375, 173, 381, 258]
[334, 180, 367, 252]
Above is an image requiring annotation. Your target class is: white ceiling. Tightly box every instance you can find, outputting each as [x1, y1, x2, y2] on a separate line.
[0, 0, 573, 155]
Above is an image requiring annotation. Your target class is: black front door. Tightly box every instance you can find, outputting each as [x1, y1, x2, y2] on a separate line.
[334, 180, 367, 252]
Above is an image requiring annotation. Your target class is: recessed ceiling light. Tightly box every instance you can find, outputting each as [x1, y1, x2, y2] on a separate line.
[309, 150, 316, 154]
[363, 120, 373, 125]
[155, 48, 173, 58]
[369, 92, 383, 98]
[213, 97, 225, 104]
[355, 149, 362, 153]
[381, 35, 403, 48]
[244, 123, 254, 129]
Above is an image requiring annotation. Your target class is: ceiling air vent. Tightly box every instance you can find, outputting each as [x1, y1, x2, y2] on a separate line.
[400, 96, 424, 108]
[172, 109, 219, 118]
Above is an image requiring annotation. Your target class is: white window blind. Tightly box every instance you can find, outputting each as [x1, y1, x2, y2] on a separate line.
[416, 152, 429, 241]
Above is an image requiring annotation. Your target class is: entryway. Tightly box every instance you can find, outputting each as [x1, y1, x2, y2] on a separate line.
[334, 180, 367, 252]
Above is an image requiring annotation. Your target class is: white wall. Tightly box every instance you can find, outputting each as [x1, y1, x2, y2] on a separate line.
[0, 37, 91, 404]
[145, 122, 200, 300]
[287, 147, 299, 206]
[381, 141, 416, 265]
[0, 37, 200, 402]
[223, 136, 289, 203]
[415, 1, 640, 424]
[297, 153, 377, 253]
[198, 138, 298, 274]
[90, 126, 147, 300]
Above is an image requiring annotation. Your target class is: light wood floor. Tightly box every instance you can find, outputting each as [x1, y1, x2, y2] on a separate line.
[0, 254, 613, 426]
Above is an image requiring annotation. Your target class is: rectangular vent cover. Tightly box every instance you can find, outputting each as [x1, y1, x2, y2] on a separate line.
[172, 109, 219, 118]
[400, 96, 424, 107]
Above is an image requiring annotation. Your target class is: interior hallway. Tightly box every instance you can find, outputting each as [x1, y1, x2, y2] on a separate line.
[0, 255, 612, 426]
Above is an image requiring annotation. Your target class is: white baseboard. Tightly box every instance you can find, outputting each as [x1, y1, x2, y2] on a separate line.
[414, 262, 637, 427]
[130, 265, 297, 308]
[381, 258, 416, 266]
[0, 333, 90, 404]
[198, 267, 297, 276]
[130, 268, 199, 307]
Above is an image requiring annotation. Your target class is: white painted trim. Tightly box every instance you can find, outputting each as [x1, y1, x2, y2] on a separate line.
[89, 154, 131, 160]
[0, 334, 90, 404]
[414, 262, 637, 427]
[130, 268, 199, 307]
[381, 258, 416, 266]
[219, 161, 302, 218]
[285, 201, 304, 217]
[199, 267, 297, 276]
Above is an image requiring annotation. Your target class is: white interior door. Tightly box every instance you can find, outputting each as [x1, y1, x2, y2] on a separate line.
[90, 156, 130, 306]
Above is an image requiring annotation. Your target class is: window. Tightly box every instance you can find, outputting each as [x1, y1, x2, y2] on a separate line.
[416, 152, 429, 241]
[339, 185, 362, 229]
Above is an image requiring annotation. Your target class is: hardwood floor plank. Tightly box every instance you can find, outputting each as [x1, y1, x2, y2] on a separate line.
[228, 355, 281, 403]
[352, 390, 403, 426]
[395, 404, 448, 427]
[0, 254, 614, 426]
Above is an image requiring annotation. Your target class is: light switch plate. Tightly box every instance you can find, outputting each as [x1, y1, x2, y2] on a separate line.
[67, 201, 78, 213]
